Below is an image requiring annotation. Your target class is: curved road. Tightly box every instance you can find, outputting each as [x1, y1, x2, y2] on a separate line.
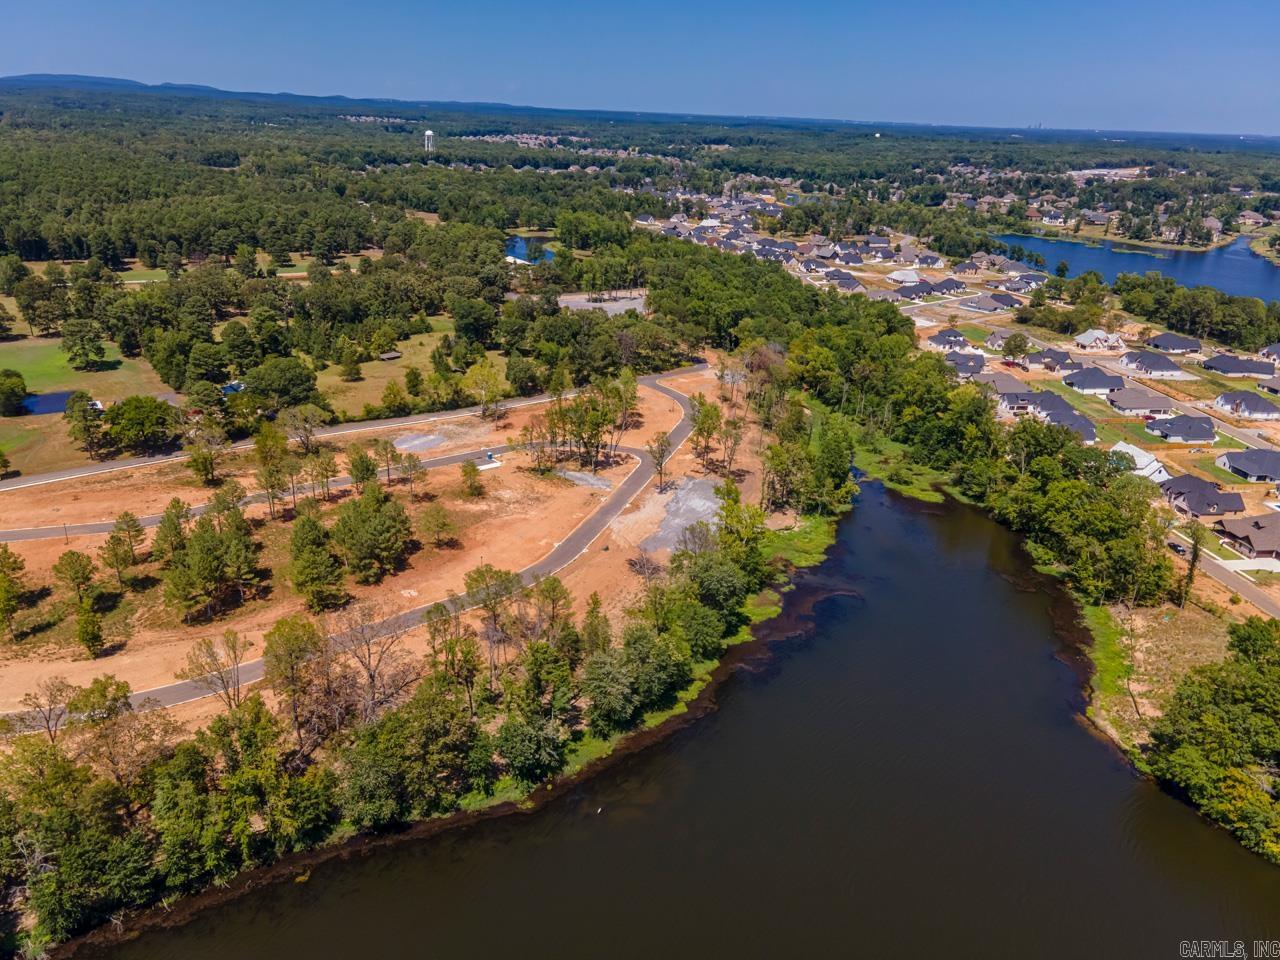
[13, 368, 701, 712]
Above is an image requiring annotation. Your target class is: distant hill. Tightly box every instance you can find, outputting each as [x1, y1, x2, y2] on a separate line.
[2, 73, 1278, 147]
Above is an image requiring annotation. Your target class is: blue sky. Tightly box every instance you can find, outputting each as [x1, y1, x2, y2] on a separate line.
[6, 0, 1280, 135]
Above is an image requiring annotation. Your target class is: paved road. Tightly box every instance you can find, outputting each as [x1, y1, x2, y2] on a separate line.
[0, 390, 581, 494]
[85, 369, 700, 711]
[1168, 534, 1280, 618]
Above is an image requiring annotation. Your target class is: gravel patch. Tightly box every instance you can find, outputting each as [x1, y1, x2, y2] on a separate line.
[640, 477, 719, 552]
[394, 433, 446, 453]
[557, 469, 612, 490]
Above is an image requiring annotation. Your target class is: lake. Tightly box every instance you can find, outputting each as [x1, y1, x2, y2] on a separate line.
[505, 235, 554, 264]
[90, 486, 1280, 960]
[993, 233, 1280, 302]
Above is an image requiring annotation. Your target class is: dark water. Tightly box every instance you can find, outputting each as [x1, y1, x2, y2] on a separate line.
[22, 390, 74, 415]
[96, 487, 1280, 960]
[504, 235, 554, 263]
[993, 232, 1280, 302]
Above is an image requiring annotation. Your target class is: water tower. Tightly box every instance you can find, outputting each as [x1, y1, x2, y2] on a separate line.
[423, 129, 435, 156]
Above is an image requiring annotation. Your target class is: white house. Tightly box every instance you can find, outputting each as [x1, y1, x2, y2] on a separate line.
[1075, 329, 1125, 352]
[1111, 442, 1172, 484]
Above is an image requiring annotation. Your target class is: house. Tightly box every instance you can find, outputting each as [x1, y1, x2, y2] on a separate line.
[834, 278, 864, 293]
[926, 329, 971, 352]
[1215, 391, 1280, 420]
[989, 293, 1020, 309]
[1146, 332, 1201, 354]
[1106, 388, 1174, 418]
[887, 268, 922, 284]
[867, 289, 902, 302]
[959, 294, 1003, 313]
[1239, 211, 1268, 228]
[634, 214, 656, 225]
[1260, 343, 1280, 361]
[897, 282, 935, 301]
[997, 391, 1095, 442]
[1258, 377, 1280, 396]
[945, 352, 985, 379]
[1146, 415, 1216, 443]
[1203, 354, 1276, 378]
[1203, 216, 1224, 240]
[1218, 514, 1280, 559]
[917, 254, 945, 269]
[954, 261, 979, 275]
[1111, 442, 1172, 484]
[1021, 348, 1076, 372]
[1120, 350, 1182, 378]
[973, 371, 1024, 393]
[984, 330, 1018, 352]
[1063, 366, 1123, 394]
[1216, 449, 1280, 482]
[1160, 474, 1245, 518]
[932, 277, 967, 295]
[997, 390, 1041, 417]
[1074, 328, 1125, 351]
[1042, 209, 1066, 226]
[1035, 394, 1097, 443]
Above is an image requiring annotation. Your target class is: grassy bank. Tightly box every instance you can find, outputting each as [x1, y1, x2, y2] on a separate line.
[851, 436, 950, 503]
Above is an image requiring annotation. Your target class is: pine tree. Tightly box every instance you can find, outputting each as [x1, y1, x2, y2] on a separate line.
[152, 498, 189, 565]
[289, 513, 346, 611]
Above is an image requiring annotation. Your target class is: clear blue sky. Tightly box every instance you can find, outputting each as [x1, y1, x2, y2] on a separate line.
[7, 0, 1280, 135]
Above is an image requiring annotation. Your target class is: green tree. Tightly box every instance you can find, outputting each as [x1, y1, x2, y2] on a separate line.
[347, 443, 378, 491]
[0, 368, 27, 416]
[76, 604, 105, 657]
[103, 395, 178, 453]
[60, 317, 106, 370]
[52, 550, 96, 604]
[62, 390, 104, 456]
[290, 512, 346, 611]
[460, 459, 484, 497]
[332, 482, 412, 584]
[419, 501, 455, 547]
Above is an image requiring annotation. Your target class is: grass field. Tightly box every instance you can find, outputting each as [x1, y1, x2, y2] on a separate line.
[0, 337, 172, 474]
[315, 319, 478, 416]
[1189, 456, 1247, 486]
[1035, 380, 1116, 420]
[1096, 419, 1168, 447]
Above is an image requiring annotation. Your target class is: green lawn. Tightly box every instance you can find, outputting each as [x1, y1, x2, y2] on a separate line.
[1035, 380, 1115, 420]
[314, 318, 506, 417]
[0, 336, 169, 399]
[0, 337, 172, 475]
[1190, 456, 1246, 486]
[1096, 420, 1167, 447]
[954, 324, 992, 346]
[1213, 432, 1248, 449]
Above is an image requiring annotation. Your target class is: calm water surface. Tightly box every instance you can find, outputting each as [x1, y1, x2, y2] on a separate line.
[97, 487, 1280, 960]
[504, 235, 554, 263]
[993, 232, 1280, 301]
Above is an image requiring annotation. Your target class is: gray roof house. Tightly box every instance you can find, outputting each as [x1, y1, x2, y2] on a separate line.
[1063, 367, 1124, 394]
[1215, 391, 1280, 420]
[1216, 449, 1280, 482]
[926, 328, 971, 352]
[1120, 350, 1182, 378]
[1203, 354, 1276, 378]
[1146, 415, 1216, 443]
[945, 352, 986, 379]
[1146, 332, 1201, 354]
[1159, 474, 1245, 518]
[1107, 388, 1175, 417]
[1218, 514, 1280, 559]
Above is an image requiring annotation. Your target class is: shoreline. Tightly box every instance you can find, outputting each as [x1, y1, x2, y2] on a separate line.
[52, 514, 842, 959]
[995, 226, 1241, 255]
